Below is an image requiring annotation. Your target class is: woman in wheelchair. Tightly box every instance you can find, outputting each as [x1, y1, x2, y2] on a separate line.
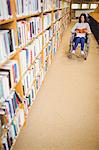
[71, 13, 91, 55]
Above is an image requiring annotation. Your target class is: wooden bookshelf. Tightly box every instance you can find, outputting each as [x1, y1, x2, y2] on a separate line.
[0, 18, 15, 25]
[0, 0, 71, 149]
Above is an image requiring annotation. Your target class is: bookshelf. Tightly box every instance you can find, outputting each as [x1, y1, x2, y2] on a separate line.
[0, 0, 71, 149]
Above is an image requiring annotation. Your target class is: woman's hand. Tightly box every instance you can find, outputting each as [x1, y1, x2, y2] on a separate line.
[75, 29, 80, 33]
[83, 28, 88, 33]
[75, 28, 88, 33]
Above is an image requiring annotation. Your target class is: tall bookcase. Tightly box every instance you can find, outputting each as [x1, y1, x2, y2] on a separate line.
[0, 0, 71, 149]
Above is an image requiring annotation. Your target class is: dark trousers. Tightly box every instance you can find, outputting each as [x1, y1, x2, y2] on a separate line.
[73, 37, 85, 51]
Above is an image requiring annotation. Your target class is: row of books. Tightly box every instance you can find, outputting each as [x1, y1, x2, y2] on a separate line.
[0, 0, 12, 21]
[20, 35, 42, 76]
[24, 67, 43, 108]
[53, 0, 62, 9]
[17, 16, 42, 46]
[0, 60, 20, 100]
[0, 29, 16, 64]
[43, 44, 52, 75]
[0, 28, 61, 128]
[22, 54, 42, 96]
[58, 10, 63, 19]
[53, 11, 59, 22]
[43, 27, 53, 46]
[52, 31, 60, 55]
[43, 0, 53, 12]
[0, 91, 23, 126]
[2, 108, 24, 150]
[0, 89, 25, 149]
[27, 17, 42, 38]
[35, 70, 43, 93]
[43, 30, 61, 73]
[22, 66, 36, 96]
[43, 13, 52, 30]
[53, 20, 61, 34]
[43, 41, 52, 62]
[15, 0, 41, 16]
[53, 10, 63, 23]
[0, 13, 64, 65]
[0, 20, 64, 101]
[0, 12, 67, 65]
[0, 22, 67, 150]
[0, 22, 64, 101]
[26, 84, 36, 107]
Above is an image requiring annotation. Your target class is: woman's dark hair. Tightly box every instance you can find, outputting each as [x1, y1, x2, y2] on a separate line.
[79, 13, 87, 23]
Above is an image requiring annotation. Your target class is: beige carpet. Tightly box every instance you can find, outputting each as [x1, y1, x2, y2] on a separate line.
[14, 21, 99, 150]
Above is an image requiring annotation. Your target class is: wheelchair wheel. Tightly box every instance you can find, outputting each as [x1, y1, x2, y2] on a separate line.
[84, 55, 87, 60]
[83, 51, 87, 60]
[67, 52, 72, 59]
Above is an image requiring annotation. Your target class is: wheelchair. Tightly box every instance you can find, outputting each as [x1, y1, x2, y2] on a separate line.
[67, 33, 90, 60]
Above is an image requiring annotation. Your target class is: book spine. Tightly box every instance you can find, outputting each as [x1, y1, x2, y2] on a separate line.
[7, 0, 12, 16]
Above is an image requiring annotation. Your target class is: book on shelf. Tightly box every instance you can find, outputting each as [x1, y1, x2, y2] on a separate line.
[22, 67, 36, 96]
[35, 67, 44, 94]
[43, 41, 52, 71]
[43, 27, 53, 46]
[43, 13, 51, 30]
[15, 0, 41, 17]
[53, 11, 59, 22]
[1, 91, 22, 125]
[26, 84, 36, 107]
[53, 21, 60, 33]
[17, 18, 42, 46]
[20, 48, 32, 76]
[19, 35, 42, 75]
[58, 10, 62, 19]
[22, 53, 42, 96]
[53, 0, 62, 9]
[23, 68, 43, 107]
[0, 0, 12, 21]
[43, 0, 53, 12]
[35, 55, 42, 77]
[0, 29, 16, 64]
[17, 20, 28, 46]
[52, 31, 60, 55]
[27, 16, 42, 39]
[0, 60, 20, 91]
[0, 72, 10, 100]
[0, 90, 25, 150]
[2, 108, 24, 150]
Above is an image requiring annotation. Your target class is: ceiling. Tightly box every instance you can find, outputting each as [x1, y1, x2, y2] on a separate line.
[72, 0, 99, 3]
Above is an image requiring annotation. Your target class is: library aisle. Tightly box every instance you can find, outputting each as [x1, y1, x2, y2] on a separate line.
[14, 22, 99, 150]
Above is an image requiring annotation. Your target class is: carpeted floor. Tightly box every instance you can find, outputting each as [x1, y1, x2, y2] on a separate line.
[13, 21, 99, 150]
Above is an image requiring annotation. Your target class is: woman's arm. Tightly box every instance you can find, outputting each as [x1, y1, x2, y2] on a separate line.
[86, 23, 91, 34]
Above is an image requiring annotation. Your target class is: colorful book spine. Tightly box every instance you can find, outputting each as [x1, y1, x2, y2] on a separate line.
[43, 0, 53, 11]
[0, 29, 16, 64]
[15, 0, 41, 16]
[17, 17, 42, 46]
[0, 0, 12, 20]
[43, 13, 51, 30]
[0, 60, 20, 89]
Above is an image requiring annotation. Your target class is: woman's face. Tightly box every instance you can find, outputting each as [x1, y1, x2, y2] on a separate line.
[81, 15, 85, 23]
